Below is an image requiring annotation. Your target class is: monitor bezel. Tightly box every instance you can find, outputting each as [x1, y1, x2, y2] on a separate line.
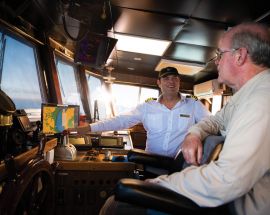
[74, 33, 117, 69]
[41, 103, 80, 135]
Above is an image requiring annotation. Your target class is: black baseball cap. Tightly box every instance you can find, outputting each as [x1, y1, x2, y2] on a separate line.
[158, 67, 180, 78]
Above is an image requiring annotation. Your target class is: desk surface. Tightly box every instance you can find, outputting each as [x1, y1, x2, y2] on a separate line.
[55, 151, 136, 171]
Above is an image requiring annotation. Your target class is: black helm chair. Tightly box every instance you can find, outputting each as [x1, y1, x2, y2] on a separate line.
[127, 135, 225, 178]
[114, 135, 229, 215]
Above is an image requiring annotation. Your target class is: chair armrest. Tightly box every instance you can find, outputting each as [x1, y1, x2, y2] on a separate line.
[127, 135, 225, 174]
[127, 149, 174, 169]
[115, 178, 204, 214]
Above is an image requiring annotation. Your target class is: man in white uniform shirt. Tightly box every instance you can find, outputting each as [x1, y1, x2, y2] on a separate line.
[74, 67, 210, 157]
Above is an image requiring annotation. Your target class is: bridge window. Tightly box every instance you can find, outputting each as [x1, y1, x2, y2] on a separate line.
[0, 32, 43, 111]
[55, 58, 85, 114]
[112, 84, 159, 115]
[112, 84, 140, 115]
[86, 73, 111, 121]
[139, 87, 159, 104]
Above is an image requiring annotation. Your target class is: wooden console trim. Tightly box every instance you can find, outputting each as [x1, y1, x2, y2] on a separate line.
[0, 138, 57, 181]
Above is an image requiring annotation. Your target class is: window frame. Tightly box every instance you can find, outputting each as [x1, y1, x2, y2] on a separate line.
[85, 70, 113, 121]
[54, 54, 85, 114]
[0, 26, 47, 115]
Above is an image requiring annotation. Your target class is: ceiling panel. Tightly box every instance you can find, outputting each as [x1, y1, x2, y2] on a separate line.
[155, 59, 204, 76]
[174, 19, 227, 47]
[164, 43, 216, 64]
[112, 7, 186, 40]
[109, 59, 158, 78]
[193, 0, 253, 24]
[193, 0, 269, 24]
[110, 50, 161, 64]
[111, 0, 200, 16]
[108, 50, 160, 77]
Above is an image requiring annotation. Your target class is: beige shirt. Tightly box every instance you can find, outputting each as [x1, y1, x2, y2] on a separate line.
[149, 69, 270, 215]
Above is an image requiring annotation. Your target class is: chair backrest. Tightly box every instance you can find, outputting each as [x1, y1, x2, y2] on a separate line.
[201, 135, 225, 164]
[207, 142, 223, 163]
[171, 135, 225, 173]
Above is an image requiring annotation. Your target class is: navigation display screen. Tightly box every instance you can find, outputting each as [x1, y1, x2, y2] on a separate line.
[41, 103, 79, 134]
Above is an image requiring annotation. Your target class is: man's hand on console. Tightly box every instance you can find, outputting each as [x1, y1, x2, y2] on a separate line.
[68, 122, 91, 135]
[181, 133, 203, 166]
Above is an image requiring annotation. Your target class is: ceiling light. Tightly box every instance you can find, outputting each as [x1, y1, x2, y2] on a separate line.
[134, 57, 142, 61]
[108, 32, 171, 56]
[156, 59, 204, 76]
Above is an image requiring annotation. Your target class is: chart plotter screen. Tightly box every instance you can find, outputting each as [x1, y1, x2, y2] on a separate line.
[41, 103, 79, 134]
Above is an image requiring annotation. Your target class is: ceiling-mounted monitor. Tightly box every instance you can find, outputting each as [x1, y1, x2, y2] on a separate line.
[74, 33, 117, 69]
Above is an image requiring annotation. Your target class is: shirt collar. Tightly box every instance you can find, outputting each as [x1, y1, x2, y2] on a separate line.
[157, 93, 184, 103]
[230, 69, 270, 105]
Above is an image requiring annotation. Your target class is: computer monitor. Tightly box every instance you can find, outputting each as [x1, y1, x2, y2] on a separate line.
[41, 103, 80, 135]
[74, 33, 117, 69]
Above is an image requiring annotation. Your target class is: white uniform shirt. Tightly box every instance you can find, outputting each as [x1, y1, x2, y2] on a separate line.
[91, 94, 210, 157]
[149, 70, 270, 215]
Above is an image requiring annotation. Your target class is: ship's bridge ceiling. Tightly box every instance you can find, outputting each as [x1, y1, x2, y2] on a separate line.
[1, 0, 270, 86]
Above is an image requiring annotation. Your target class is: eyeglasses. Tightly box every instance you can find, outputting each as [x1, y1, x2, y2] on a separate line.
[208, 48, 239, 63]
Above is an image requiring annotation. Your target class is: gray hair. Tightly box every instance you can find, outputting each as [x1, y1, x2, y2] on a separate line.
[230, 25, 270, 67]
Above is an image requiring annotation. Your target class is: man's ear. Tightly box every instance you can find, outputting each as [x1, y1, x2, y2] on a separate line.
[236, 47, 248, 66]
[157, 79, 161, 87]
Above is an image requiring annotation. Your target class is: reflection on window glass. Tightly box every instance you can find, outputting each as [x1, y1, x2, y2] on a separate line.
[56, 59, 85, 114]
[139, 87, 159, 104]
[86, 74, 111, 120]
[87, 74, 103, 119]
[0, 34, 42, 109]
[112, 84, 140, 115]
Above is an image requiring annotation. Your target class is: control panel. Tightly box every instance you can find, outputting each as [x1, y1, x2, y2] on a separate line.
[54, 157, 136, 215]
[69, 130, 133, 151]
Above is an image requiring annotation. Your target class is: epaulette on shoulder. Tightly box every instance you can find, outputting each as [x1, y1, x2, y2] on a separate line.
[186, 95, 198, 101]
[145, 97, 157, 103]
